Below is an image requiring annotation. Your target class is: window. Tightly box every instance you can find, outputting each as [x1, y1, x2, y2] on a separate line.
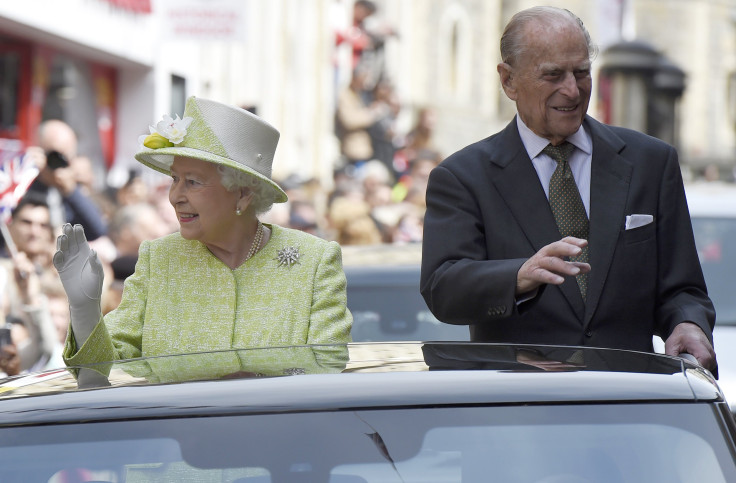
[171, 75, 186, 118]
[437, 6, 472, 102]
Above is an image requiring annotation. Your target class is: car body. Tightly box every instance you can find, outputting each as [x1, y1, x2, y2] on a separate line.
[0, 343, 733, 482]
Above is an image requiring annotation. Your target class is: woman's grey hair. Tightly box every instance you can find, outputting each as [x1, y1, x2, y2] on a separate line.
[217, 164, 278, 214]
[500, 6, 598, 67]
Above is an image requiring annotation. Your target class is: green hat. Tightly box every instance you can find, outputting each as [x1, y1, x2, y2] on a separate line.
[135, 96, 287, 203]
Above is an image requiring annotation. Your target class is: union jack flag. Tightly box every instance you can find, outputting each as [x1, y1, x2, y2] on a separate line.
[0, 139, 40, 224]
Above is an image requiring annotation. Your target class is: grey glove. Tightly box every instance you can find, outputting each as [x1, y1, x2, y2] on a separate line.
[53, 224, 104, 348]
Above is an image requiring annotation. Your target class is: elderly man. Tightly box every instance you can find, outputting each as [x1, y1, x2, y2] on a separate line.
[420, 6, 717, 372]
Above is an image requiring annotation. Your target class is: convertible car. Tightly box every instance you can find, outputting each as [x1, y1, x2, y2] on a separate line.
[0, 342, 733, 482]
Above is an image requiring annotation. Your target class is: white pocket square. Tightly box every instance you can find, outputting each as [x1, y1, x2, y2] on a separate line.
[625, 214, 654, 230]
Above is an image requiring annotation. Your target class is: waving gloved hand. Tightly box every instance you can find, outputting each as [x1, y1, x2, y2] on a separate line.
[53, 224, 104, 348]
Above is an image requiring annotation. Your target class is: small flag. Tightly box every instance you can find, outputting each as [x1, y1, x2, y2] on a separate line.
[0, 139, 40, 224]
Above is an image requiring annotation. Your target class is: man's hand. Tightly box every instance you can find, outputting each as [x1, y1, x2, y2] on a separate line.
[46, 167, 78, 197]
[516, 237, 590, 295]
[24, 146, 46, 170]
[665, 322, 717, 372]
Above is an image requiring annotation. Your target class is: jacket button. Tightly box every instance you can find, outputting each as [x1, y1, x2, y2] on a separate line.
[585, 330, 593, 337]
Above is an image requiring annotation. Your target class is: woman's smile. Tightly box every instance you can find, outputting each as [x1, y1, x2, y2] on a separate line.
[178, 212, 198, 223]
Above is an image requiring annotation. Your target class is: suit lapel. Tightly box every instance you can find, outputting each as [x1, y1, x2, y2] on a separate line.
[583, 118, 633, 326]
[490, 120, 586, 320]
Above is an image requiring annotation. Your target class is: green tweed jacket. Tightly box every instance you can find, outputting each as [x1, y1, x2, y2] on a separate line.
[64, 224, 352, 377]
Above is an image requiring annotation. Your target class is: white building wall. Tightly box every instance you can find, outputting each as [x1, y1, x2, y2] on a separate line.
[3, 0, 736, 188]
[0, 0, 155, 68]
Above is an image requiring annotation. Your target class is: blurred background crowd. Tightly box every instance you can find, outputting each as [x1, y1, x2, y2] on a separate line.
[0, 1, 442, 376]
[3, 0, 736, 376]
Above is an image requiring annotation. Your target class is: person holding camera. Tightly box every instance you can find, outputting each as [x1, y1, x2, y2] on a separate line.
[28, 120, 107, 241]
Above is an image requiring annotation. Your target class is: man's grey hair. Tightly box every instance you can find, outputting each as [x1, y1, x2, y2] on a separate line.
[107, 203, 158, 243]
[217, 164, 278, 214]
[500, 6, 598, 67]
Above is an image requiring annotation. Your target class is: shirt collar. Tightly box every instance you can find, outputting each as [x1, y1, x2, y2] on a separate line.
[516, 115, 592, 159]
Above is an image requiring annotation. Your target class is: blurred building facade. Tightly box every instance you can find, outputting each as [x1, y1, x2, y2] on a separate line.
[387, 0, 736, 179]
[2, 0, 736, 190]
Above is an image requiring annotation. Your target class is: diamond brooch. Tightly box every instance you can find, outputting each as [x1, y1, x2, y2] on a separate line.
[276, 246, 300, 267]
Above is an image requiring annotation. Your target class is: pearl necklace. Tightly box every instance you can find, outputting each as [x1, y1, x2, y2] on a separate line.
[245, 221, 264, 262]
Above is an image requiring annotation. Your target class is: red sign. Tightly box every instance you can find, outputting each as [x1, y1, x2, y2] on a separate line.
[102, 0, 152, 14]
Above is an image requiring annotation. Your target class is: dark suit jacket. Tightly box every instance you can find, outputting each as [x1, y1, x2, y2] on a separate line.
[420, 116, 715, 352]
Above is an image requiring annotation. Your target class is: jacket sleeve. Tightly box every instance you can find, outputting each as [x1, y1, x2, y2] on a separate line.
[654, 147, 715, 342]
[308, 240, 352, 370]
[63, 241, 152, 366]
[420, 163, 527, 325]
[103, 240, 152, 360]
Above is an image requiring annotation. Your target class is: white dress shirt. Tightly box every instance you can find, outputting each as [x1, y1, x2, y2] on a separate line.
[516, 116, 593, 217]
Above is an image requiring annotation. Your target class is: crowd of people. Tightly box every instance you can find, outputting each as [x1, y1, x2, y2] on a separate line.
[0, 0, 436, 378]
[0, 81, 437, 377]
[0, 7, 422, 379]
[0, 3, 716, 381]
[267, 117, 441, 247]
[327, 0, 436, 245]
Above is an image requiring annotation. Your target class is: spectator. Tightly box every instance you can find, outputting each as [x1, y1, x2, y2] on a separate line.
[335, 0, 379, 70]
[368, 79, 402, 176]
[289, 200, 322, 237]
[106, 203, 171, 258]
[103, 254, 137, 315]
[115, 170, 150, 207]
[328, 196, 381, 245]
[334, 66, 387, 171]
[405, 108, 442, 162]
[0, 257, 58, 373]
[29, 119, 107, 241]
[41, 278, 71, 357]
[4, 192, 57, 282]
[392, 154, 438, 205]
[392, 208, 424, 244]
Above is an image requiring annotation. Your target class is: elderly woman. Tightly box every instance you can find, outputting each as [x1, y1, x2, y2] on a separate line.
[54, 97, 352, 376]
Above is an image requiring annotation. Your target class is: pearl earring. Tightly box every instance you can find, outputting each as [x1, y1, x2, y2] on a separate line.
[235, 208, 242, 216]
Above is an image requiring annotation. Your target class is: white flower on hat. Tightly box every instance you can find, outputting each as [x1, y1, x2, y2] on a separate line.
[138, 114, 193, 149]
[156, 114, 192, 144]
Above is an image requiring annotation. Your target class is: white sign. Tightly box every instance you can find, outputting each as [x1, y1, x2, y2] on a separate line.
[162, 0, 246, 42]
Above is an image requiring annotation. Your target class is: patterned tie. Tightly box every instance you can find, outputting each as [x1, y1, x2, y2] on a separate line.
[543, 141, 589, 300]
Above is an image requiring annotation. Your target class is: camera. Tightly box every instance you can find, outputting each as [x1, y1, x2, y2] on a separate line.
[46, 150, 69, 170]
[0, 324, 11, 347]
